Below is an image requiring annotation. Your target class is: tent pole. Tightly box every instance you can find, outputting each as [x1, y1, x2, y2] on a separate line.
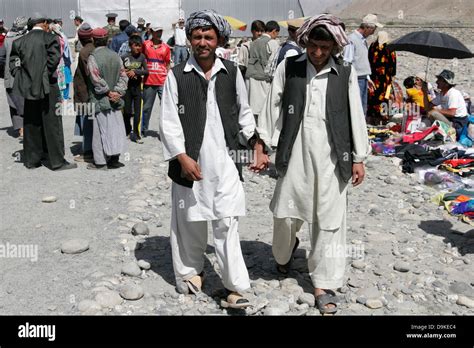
[128, 0, 132, 23]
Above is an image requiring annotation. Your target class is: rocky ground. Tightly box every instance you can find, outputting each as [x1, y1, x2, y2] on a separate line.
[1, 44, 473, 316]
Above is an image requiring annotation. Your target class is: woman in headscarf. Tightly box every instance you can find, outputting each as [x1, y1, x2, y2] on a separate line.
[367, 31, 397, 125]
[50, 22, 73, 100]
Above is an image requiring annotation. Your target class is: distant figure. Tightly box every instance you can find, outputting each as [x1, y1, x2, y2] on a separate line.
[344, 14, 384, 117]
[237, 20, 265, 80]
[367, 31, 397, 125]
[110, 19, 130, 53]
[173, 17, 188, 65]
[103, 13, 120, 44]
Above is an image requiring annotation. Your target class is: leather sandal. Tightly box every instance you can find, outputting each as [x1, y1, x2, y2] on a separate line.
[184, 272, 204, 295]
[220, 290, 250, 309]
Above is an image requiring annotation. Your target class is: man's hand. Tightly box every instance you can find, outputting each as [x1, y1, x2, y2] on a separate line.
[368, 80, 375, 93]
[177, 153, 203, 181]
[108, 91, 121, 102]
[126, 70, 136, 79]
[352, 162, 365, 187]
[249, 141, 270, 173]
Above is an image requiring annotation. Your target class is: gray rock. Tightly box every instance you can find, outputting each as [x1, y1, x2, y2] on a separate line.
[78, 300, 102, 313]
[263, 301, 290, 316]
[297, 293, 315, 307]
[449, 281, 474, 297]
[95, 291, 123, 309]
[456, 295, 474, 308]
[394, 261, 410, 272]
[351, 260, 367, 270]
[140, 214, 152, 222]
[156, 221, 163, 228]
[121, 262, 142, 277]
[42, 196, 57, 203]
[365, 299, 383, 309]
[401, 287, 413, 295]
[61, 239, 90, 254]
[137, 260, 151, 270]
[120, 284, 144, 300]
[131, 222, 150, 236]
[357, 286, 381, 299]
[117, 214, 128, 220]
[432, 280, 446, 289]
[412, 202, 422, 209]
[356, 296, 367, 305]
[347, 278, 362, 288]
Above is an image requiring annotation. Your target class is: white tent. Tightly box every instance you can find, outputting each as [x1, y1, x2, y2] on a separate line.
[78, 0, 180, 40]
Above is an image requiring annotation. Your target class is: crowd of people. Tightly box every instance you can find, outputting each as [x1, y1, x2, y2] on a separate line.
[0, 8, 471, 313]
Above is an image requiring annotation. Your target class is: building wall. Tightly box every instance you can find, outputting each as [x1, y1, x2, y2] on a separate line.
[0, 0, 79, 37]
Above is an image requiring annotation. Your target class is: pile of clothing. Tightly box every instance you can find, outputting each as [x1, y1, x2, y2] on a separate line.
[433, 189, 474, 226]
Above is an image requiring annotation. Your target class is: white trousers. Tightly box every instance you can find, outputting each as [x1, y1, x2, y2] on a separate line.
[272, 210, 347, 290]
[170, 199, 251, 293]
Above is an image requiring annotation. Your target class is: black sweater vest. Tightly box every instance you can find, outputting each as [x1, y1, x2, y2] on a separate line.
[168, 59, 243, 188]
[275, 54, 354, 182]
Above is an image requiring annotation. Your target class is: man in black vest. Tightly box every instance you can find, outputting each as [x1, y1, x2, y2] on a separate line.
[159, 10, 268, 309]
[257, 15, 370, 314]
[10, 13, 77, 170]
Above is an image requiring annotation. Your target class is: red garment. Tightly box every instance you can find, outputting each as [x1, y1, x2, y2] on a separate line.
[0, 33, 5, 47]
[402, 125, 439, 143]
[442, 159, 474, 168]
[143, 40, 171, 86]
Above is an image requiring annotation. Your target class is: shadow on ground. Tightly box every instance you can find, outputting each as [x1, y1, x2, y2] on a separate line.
[418, 220, 474, 255]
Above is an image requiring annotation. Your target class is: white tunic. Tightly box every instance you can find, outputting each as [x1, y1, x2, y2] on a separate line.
[160, 55, 256, 222]
[257, 54, 371, 229]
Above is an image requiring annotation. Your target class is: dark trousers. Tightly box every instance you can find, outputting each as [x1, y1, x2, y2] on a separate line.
[142, 85, 163, 134]
[124, 84, 143, 137]
[23, 85, 65, 169]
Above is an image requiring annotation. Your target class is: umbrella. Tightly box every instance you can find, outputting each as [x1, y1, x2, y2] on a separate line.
[224, 16, 247, 31]
[387, 30, 474, 77]
[387, 30, 474, 59]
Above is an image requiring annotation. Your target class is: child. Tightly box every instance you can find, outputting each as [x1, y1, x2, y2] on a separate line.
[122, 35, 148, 143]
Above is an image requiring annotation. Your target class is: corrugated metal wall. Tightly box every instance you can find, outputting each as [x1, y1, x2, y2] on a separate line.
[181, 0, 304, 37]
[0, 0, 79, 37]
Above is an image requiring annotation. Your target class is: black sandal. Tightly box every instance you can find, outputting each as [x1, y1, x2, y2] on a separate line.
[315, 291, 338, 315]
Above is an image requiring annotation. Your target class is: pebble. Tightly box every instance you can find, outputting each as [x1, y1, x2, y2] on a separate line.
[119, 284, 144, 300]
[117, 214, 128, 220]
[121, 262, 142, 277]
[449, 281, 474, 297]
[61, 239, 90, 254]
[95, 291, 123, 309]
[42, 196, 57, 203]
[297, 293, 315, 307]
[351, 260, 367, 270]
[131, 222, 150, 236]
[456, 295, 474, 308]
[365, 299, 383, 309]
[393, 261, 410, 272]
[137, 260, 151, 270]
[78, 300, 102, 313]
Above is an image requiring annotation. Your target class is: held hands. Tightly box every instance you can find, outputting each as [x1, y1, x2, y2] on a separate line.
[126, 70, 136, 79]
[177, 153, 203, 181]
[249, 141, 270, 173]
[352, 162, 365, 187]
[107, 91, 121, 103]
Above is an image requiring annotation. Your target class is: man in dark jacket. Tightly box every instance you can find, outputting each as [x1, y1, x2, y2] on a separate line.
[9, 13, 77, 170]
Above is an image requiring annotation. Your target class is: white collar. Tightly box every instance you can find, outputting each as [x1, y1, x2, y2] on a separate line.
[184, 54, 228, 79]
[297, 54, 339, 76]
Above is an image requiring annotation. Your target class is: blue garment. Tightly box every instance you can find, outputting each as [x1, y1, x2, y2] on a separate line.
[358, 77, 368, 117]
[141, 85, 163, 134]
[173, 45, 188, 65]
[277, 41, 302, 66]
[110, 32, 128, 53]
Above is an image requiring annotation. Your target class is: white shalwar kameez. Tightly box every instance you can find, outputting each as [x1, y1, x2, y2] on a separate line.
[257, 54, 371, 289]
[159, 55, 256, 293]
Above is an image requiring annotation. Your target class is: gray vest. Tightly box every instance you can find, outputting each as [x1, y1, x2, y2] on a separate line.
[246, 35, 271, 81]
[275, 54, 354, 182]
[89, 47, 124, 112]
[348, 31, 371, 77]
[168, 59, 243, 188]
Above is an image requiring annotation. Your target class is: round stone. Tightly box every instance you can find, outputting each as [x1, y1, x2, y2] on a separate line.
[137, 260, 151, 270]
[131, 222, 150, 236]
[365, 299, 383, 309]
[42, 196, 57, 203]
[95, 291, 123, 308]
[119, 284, 144, 300]
[121, 262, 142, 277]
[394, 261, 410, 273]
[61, 239, 90, 254]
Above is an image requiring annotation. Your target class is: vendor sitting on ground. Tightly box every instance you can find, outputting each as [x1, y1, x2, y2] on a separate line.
[422, 69, 468, 136]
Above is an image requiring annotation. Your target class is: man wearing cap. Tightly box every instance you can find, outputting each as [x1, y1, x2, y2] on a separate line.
[104, 13, 120, 44]
[141, 24, 171, 136]
[265, 18, 304, 78]
[86, 27, 128, 170]
[173, 17, 188, 65]
[73, 23, 95, 163]
[137, 17, 146, 38]
[257, 14, 370, 314]
[159, 10, 268, 308]
[2, 16, 28, 138]
[73, 16, 84, 56]
[343, 14, 383, 118]
[10, 14, 77, 170]
[424, 69, 468, 134]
